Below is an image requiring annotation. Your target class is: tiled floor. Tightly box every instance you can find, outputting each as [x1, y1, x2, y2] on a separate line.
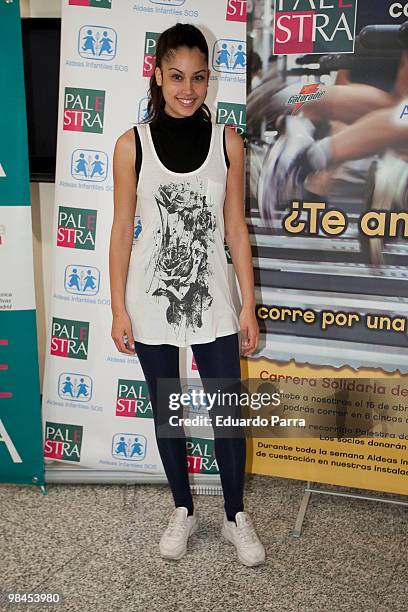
[0, 475, 407, 612]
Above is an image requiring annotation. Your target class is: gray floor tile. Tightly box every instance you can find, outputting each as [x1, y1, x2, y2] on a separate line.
[0, 475, 407, 612]
[0, 519, 85, 593]
[303, 488, 408, 537]
[0, 482, 131, 551]
[379, 555, 408, 611]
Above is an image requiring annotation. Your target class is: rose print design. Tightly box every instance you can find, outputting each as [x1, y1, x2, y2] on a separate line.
[145, 179, 217, 336]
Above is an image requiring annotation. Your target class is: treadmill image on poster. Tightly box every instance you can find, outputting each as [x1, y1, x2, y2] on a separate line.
[247, 0, 408, 371]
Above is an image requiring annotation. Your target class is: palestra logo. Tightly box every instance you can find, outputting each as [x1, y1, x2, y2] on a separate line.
[143, 32, 160, 77]
[112, 433, 147, 461]
[78, 25, 117, 61]
[288, 83, 326, 113]
[273, 0, 357, 55]
[0, 162, 6, 177]
[226, 0, 246, 21]
[50, 317, 90, 360]
[224, 240, 232, 263]
[212, 39, 246, 74]
[187, 436, 218, 474]
[57, 206, 97, 250]
[64, 88, 106, 133]
[115, 379, 153, 418]
[44, 422, 83, 462]
[216, 102, 246, 136]
[71, 149, 108, 182]
[58, 372, 93, 402]
[191, 355, 198, 371]
[64, 264, 100, 295]
[69, 0, 112, 8]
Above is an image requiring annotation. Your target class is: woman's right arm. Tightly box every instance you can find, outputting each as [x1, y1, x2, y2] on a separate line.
[109, 128, 137, 354]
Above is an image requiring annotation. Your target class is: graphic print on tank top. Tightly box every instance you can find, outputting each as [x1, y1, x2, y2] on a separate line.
[144, 177, 217, 338]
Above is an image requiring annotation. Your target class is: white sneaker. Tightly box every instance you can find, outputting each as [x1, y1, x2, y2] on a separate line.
[159, 506, 198, 560]
[221, 511, 266, 567]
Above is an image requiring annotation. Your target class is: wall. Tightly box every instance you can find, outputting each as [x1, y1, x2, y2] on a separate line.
[21, 0, 61, 392]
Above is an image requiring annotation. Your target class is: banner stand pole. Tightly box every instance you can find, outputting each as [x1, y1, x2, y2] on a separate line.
[292, 482, 408, 538]
[292, 482, 312, 538]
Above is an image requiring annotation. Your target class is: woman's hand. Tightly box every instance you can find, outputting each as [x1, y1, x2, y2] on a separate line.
[239, 307, 259, 357]
[111, 310, 136, 354]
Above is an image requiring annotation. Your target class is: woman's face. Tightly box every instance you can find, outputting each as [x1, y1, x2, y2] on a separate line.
[155, 46, 210, 118]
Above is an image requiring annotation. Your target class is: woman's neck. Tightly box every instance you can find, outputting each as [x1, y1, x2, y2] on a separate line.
[159, 106, 202, 125]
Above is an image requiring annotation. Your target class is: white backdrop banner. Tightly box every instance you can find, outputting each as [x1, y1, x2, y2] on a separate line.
[42, 0, 246, 477]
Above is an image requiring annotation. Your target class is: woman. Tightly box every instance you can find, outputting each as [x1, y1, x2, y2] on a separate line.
[109, 23, 265, 567]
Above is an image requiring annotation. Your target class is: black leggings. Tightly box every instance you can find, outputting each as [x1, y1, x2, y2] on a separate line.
[134, 333, 246, 519]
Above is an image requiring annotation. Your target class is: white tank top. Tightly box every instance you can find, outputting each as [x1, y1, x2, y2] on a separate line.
[125, 121, 240, 347]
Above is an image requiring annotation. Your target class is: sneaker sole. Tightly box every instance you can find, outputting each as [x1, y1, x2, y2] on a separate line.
[221, 527, 265, 567]
[160, 520, 199, 561]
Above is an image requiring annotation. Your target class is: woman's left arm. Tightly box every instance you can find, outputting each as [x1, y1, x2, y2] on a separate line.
[223, 127, 259, 357]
